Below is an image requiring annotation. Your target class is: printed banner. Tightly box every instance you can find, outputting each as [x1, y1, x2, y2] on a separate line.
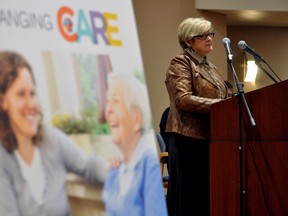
[0, 1, 143, 125]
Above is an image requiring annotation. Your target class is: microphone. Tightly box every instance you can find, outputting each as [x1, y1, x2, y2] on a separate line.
[238, 40, 266, 63]
[222, 37, 233, 61]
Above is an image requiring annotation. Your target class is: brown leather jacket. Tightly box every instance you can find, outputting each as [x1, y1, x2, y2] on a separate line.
[165, 49, 227, 139]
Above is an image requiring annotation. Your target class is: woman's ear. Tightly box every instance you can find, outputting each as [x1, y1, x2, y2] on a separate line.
[184, 40, 191, 48]
[132, 107, 142, 133]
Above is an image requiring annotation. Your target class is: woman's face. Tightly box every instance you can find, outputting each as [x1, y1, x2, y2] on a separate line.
[2, 67, 40, 139]
[188, 32, 214, 57]
[105, 80, 140, 150]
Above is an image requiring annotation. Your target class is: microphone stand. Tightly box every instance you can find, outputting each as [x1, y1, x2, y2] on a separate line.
[254, 59, 280, 83]
[226, 55, 256, 216]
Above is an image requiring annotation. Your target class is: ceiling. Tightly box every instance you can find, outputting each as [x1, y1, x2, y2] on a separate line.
[211, 10, 288, 27]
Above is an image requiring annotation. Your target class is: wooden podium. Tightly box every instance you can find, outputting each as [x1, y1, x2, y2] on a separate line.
[210, 80, 288, 216]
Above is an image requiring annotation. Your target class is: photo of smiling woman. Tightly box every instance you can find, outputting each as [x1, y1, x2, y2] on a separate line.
[102, 73, 168, 216]
[0, 51, 110, 216]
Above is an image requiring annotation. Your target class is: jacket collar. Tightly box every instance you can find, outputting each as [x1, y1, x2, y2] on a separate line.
[184, 48, 206, 65]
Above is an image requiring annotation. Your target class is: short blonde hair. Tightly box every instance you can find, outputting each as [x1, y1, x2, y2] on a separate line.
[178, 17, 212, 49]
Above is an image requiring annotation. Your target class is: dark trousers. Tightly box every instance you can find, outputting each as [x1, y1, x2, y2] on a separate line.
[166, 133, 210, 216]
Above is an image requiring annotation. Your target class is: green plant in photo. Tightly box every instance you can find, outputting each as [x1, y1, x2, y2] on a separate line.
[51, 109, 110, 135]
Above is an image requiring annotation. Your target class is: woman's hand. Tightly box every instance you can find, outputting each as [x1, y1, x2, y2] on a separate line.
[109, 154, 122, 170]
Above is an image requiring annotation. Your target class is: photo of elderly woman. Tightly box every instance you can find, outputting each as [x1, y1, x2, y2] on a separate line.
[102, 73, 168, 216]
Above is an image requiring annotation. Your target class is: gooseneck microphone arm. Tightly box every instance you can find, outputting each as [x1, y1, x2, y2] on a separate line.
[238, 40, 281, 83]
[255, 61, 279, 83]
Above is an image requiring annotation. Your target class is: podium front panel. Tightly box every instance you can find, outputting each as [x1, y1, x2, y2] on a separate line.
[210, 80, 288, 216]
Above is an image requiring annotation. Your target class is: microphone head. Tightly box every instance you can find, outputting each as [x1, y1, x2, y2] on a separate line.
[222, 37, 230, 44]
[238, 40, 247, 49]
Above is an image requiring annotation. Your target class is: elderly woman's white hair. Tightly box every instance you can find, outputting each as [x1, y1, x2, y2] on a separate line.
[106, 72, 151, 134]
[178, 17, 212, 49]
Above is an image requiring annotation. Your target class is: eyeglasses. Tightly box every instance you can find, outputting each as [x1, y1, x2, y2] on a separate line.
[193, 32, 215, 40]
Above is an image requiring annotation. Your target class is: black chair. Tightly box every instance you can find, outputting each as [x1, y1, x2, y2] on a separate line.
[156, 132, 169, 189]
[159, 107, 170, 149]
[156, 132, 166, 152]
